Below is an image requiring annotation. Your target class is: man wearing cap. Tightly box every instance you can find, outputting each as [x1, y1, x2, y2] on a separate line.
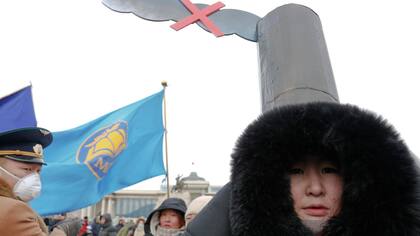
[0, 127, 66, 235]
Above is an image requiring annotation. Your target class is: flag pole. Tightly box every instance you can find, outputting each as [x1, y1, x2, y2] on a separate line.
[161, 81, 170, 198]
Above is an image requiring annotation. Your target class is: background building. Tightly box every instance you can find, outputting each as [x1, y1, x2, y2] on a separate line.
[76, 172, 220, 219]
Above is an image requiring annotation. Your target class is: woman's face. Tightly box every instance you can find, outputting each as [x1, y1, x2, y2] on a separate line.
[159, 209, 184, 229]
[289, 158, 343, 223]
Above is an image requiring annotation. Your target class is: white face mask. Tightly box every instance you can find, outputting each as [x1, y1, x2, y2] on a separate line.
[0, 166, 42, 202]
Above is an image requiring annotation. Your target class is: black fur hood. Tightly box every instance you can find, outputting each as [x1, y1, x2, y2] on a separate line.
[230, 102, 420, 235]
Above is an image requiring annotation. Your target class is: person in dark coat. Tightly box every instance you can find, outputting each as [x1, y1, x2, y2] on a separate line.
[145, 197, 187, 236]
[115, 218, 125, 233]
[91, 215, 102, 236]
[183, 102, 420, 235]
[99, 213, 118, 236]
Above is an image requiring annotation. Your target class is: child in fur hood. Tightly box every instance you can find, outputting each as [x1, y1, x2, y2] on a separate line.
[145, 197, 187, 236]
[182, 102, 420, 236]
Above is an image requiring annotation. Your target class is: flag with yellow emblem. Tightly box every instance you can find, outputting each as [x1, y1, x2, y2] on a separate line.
[31, 90, 165, 216]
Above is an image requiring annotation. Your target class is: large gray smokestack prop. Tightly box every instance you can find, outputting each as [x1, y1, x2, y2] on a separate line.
[257, 4, 339, 112]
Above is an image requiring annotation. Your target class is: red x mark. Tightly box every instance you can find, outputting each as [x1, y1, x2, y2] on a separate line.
[171, 0, 225, 37]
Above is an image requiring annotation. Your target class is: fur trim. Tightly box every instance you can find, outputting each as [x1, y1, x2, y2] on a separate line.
[230, 102, 420, 235]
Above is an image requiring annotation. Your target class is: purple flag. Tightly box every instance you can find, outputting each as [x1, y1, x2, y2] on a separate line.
[0, 86, 37, 132]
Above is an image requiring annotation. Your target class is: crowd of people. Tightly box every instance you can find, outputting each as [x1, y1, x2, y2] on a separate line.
[39, 195, 212, 236]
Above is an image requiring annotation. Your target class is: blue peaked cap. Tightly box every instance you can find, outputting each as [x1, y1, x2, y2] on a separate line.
[0, 127, 53, 165]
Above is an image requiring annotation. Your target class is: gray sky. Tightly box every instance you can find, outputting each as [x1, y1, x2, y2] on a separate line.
[1, 0, 419, 190]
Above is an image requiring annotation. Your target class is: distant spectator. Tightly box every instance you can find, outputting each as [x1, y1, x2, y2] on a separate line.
[132, 217, 146, 236]
[117, 219, 135, 236]
[78, 216, 89, 236]
[145, 198, 187, 236]
[91, 215, 102, 236]
[184, 196, 212, 226]
[115, 218, 125, 232]
[99, 213, 118, 236]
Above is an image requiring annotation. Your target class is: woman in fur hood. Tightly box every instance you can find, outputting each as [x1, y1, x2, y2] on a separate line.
[182, 102, 420, 236]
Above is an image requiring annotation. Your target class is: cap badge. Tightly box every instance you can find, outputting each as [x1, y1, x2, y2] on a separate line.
[40, 129, 50, 136]
[33, 144, 43, 157]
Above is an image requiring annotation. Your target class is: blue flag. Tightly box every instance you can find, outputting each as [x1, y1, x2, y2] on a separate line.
[31, 90, 166, 216]
[0, 86, 37, 132]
